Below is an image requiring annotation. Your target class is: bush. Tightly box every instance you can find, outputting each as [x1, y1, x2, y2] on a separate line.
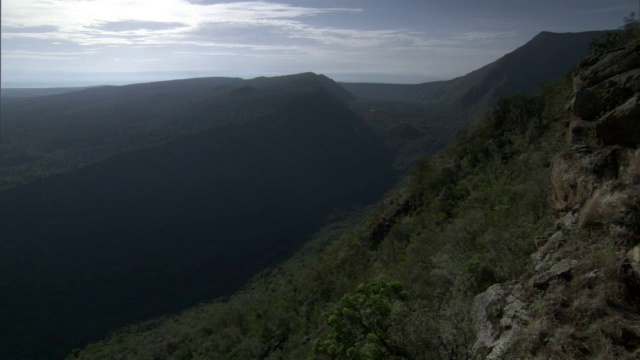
[314, 279, 410, 359]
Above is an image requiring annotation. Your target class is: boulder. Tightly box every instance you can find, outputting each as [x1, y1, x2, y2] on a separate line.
[551, 147, 623, 212]
[569, 44, 640, 122]
[573, 44, 640, 90]
[567, 119, 593, 144]
[532, 259, 578, 289]
[627, 245, 640, 278]
[568, 88, 601, 120]
[594, 94, 640, 146]
[472, 283, 530, 359]
[620, 149, 640, 185]
[532, 230, 567, 269]
[532, 206, 579, 269]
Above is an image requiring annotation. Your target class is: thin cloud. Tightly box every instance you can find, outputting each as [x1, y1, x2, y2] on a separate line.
[132, 58, 162, 62]
[1, 0, 532, 84]
[3, 50, 97, 60]
[1, 25, 58, 33]
[90, 21, 189, 32]
[453, 31, 518, 42]
[588, 4, 634, 14]
[2, 1, 373, 49]
[3, 0, 502, 57]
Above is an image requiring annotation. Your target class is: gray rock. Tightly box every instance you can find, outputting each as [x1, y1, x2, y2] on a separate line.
[567, 119, 594, 144]
[473, 283, 505, 352]
[627, 245, 640, 278]
[531, 230, 566, 269]
[532, 209, 579, 267]
[472, 283, 530, 360]
[568, 88, 600, 120]
[595, 94, 640, 146]
[575, 44, 640, 89]
[533, 259, 578, 289]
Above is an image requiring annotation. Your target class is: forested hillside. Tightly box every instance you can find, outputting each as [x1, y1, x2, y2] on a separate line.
[71, 36, 640, 359]
[69, 68, 572, 360]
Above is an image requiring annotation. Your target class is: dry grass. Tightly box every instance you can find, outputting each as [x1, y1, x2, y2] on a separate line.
[579, 183, 640, 228]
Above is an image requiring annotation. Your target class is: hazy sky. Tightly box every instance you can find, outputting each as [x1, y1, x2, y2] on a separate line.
[1, 0, 637, 87]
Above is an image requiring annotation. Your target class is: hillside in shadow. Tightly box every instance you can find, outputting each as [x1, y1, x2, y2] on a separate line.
[0, 76, 395, 360]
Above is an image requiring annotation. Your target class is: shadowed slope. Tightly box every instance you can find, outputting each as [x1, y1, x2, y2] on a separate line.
[0, 76, 395, 360]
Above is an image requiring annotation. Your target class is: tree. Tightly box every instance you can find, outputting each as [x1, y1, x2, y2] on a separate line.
[314, 279, 411, 359]
[621, 12, 640, 43]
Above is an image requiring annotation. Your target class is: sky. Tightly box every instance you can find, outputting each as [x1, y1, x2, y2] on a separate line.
[1, 0, 638, 87]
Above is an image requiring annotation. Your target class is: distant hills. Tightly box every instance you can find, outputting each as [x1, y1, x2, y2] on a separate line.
[342, 31, 606, 118]
[1, 86, 103, 103]
[0, 73, 353, 190]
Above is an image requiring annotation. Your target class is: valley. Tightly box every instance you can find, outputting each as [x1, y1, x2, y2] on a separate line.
[0, 29, 623, 359]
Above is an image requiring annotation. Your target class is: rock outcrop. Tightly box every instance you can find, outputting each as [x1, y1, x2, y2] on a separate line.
[472, 41, 640, 358]
[473, 282, 531, 360]
[568, 43, 640, 146]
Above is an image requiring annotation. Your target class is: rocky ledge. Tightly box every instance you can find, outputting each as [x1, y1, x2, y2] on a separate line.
[472, 41, 640, 359]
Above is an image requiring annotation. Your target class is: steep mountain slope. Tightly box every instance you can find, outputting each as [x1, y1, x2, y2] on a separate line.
[473, 39, 640, 360]
[342, 31, 606, 117]
[0, 74, 395, 360]
[70, 39, 640, 360]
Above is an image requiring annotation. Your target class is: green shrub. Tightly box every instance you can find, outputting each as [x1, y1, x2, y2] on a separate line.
[314, 279, 410, 359]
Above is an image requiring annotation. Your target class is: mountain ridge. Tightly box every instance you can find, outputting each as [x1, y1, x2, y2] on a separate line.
[341, 31, 607, 118]
[0, 72, 354, 191]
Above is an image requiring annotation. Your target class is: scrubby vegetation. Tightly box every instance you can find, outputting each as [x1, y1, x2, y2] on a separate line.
[589, 13, 640, 53]
[69, 72, 574, 359]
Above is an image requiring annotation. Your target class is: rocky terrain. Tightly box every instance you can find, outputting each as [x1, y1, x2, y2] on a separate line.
[472, 41, 640, 359]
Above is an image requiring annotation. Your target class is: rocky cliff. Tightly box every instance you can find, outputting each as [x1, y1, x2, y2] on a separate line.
[472, 41, 640, 359]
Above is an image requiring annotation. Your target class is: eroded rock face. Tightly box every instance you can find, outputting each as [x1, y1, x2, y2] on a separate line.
[628, 245, 640, 278]
[550, 148, 619, 211]
[568, 43, 640, 146]
[472, 283, 530, 360]
[531, 208, 579, 268]
[472, 42, 640, 359]
[571, 44, 640, 95]
[532, 259, 578, 289]
[595, 94, 640, 146]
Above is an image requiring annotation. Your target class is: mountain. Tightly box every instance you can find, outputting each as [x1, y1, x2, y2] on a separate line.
[0, 73, 395, 360]
[338, 31, 609, 172]
[69, 39, 640, 359]
[0, 86, 102, 104]
[342, 31, 607, 117]
[0, 73, 353, 190]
